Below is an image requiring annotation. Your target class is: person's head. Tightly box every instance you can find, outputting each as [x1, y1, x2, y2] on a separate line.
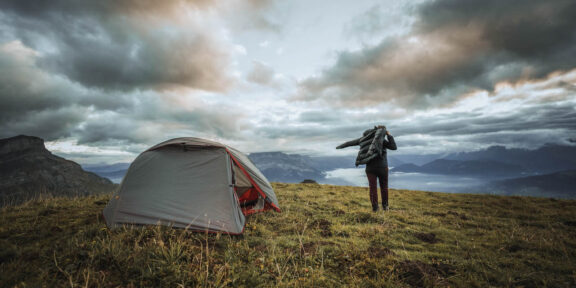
[376, 125, 386, 130]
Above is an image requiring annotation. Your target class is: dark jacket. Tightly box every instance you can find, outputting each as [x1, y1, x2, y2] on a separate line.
[366, 134, 396, 170]
[336, 127, 397, 167]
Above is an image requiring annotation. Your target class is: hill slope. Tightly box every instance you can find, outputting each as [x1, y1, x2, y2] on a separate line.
[0, 135, 116, 206]
[1, 184, 575, 287]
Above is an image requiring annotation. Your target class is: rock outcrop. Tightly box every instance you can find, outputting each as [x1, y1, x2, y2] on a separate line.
[0, 135, 115, 206]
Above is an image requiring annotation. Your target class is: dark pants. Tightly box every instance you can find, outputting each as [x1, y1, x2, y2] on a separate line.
[366, 167, 389, 208]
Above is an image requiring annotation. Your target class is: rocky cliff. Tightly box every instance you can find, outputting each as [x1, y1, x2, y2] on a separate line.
[0, 135, 115, 206]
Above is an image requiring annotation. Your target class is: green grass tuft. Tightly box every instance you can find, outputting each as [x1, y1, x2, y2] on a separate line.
[1, 183, 575, 287]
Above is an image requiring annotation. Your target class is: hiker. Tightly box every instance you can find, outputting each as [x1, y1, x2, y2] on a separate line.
[336, 125, 397, 212]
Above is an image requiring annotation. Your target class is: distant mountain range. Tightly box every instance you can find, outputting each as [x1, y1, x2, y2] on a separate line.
[82, 152, 405, 184]
[394, 144, 576, 176]
[4, 134, 572, 201]
[0, 135, 116, 206]
[391, 144, 576, 197]
[248, 152, 408, 183]
[78, 143, 576, 198]
[444, 144, 576, 174]
[247, 152, 326, 183]
[393, 159, 529, 176]
[485, 170, 576, 198]
[82, 162, 130, 183]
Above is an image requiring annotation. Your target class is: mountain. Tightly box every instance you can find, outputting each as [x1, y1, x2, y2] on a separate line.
[307, 155, 356, 171]
[82, 162, 130, 173]
[394, 153, 448, 166]
[82, 162, 130, 183]
[393, 159, 528, 176]
[392, 163, 421, 172]
[248, 152, 325, 183]
[0, 135, 116, 206]
[444, 144, 576, 173]
[308, 155, 406, 170]
[486, 170, 576, 198]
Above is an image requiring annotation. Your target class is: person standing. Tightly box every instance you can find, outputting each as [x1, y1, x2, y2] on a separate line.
[336, 125, 397, 212]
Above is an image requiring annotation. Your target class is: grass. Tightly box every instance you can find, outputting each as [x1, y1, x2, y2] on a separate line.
[1, 183, 576, 287]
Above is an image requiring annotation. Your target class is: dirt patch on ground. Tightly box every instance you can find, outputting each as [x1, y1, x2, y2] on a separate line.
[395, 260, 456, 287]
[300, 242, 317, 255]
[93, 199, 107, 205]
[312, 219, 333, 237]
[38, 208, 58, 216]
[346, 212, 380, 224]
[424, 211, 468, 220]
[332, 209, 345, 216]
[505, 243, 524, 253]
[254, 244, 267, 252]
[414, 232, 438, 244]
[563, 220, 576, 227]
[50, 225, 63, 233]
[367, 246, 395, 257]
[423, 211, 446, 217]
[447, 211, 469, 220]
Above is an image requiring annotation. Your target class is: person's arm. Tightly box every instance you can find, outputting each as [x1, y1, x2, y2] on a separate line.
[384, 131, 397, 150]
[336, 138, 361, 149]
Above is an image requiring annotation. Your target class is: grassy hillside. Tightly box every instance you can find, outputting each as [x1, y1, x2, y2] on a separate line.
[1, 184, 575, 287]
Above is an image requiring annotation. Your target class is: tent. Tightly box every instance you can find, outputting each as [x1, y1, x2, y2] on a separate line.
[103, 137, 280, 234]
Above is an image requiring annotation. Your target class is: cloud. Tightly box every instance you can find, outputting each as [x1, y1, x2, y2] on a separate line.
[0, 41, 89, 139]
[285, 69, 576, 155]
[246, 61, 275, 86]
[387, 69, 576, 153]
[70, 91, 251, 146]
[0, 39, 250, 146]
[343, 2, 419, 45]
[0, 0, 237, 92]
[0, 0, 279, 149]
[2, 106, 87, 141]
[295, 0, 576, 108]
[223, 0, 281, 33]
[1, 0, 574, 162]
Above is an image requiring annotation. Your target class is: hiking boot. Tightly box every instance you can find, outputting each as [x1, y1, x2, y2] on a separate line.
[372, 205, 379, 212]
[383, 204, 389, 211]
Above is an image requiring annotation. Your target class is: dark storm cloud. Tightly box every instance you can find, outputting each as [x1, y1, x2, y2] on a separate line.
[0, 0, 272, 147]
[70, 91, 249, 146]
[0, 41, 87, 140]
[0, 107, 87, 140]
[296, 0, 576, 108]
[0, 39, 246, 146]
[256, 122, 371, 142]
[282, 76, 576, 154]
[74, 117, 149, 144]
[417, 0, 576, 74]
[0, 0, 234, 91]
[395, 105, 576, 138]
[419, 0, 576, 55]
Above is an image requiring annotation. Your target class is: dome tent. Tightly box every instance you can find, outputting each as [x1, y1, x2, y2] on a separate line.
[103, 137, 280, 234]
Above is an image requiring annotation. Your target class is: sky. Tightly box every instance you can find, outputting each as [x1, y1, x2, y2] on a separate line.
[1, 0, 575, 164]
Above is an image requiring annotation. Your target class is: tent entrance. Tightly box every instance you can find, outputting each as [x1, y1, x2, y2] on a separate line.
[232, 162, 264, 214]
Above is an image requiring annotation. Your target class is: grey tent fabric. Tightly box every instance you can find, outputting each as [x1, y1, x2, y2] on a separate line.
[103, 137, 280, 234]
[227, 146, 279, 208]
